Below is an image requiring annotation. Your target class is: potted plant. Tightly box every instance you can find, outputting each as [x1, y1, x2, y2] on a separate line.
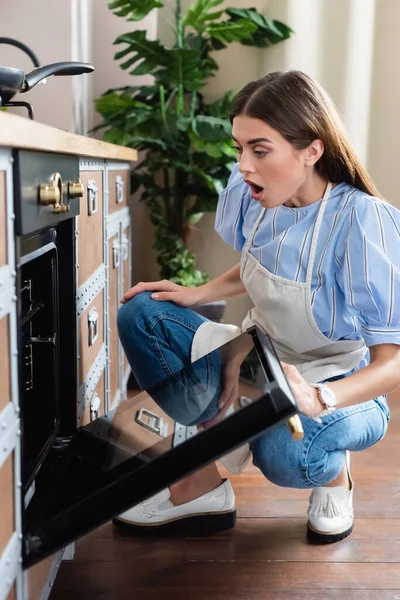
[95, 0, 292, 321]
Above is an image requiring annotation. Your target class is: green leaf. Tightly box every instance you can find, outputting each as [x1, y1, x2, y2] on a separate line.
[128, 136, 168, 149]
[114, 30, 169, 73]
[192, 115, 231, 141]
[95, 92, 151, 113]
[181, 0, 224, 31]
[103, 128, 130, 145]
[108, 0, 163, 21]
[114, 31, 206, 90]
[220, 141, 237, 158]
[206, 19, 257, 43]
[188, 212, 204, 225]
[225, 9, 294, 47]
[188, 196, 218, 214]
[156, 48, 206, 91]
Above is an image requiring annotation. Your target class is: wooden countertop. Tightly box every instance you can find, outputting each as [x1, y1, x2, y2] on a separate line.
[0, 111, 138, 161]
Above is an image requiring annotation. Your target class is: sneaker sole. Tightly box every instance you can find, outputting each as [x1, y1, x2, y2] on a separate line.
[113, 509, 236, 535]
[307, 521, 353, 544]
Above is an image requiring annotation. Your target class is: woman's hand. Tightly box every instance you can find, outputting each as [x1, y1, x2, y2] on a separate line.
[281, 362, 323, 418]
[202, 359, 242, 429]
[120, 280, 203, 307]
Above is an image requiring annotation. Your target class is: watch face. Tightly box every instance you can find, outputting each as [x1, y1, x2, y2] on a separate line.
[321, 386, 336, 408]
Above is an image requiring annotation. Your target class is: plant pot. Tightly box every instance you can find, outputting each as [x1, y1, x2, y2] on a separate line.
[191, 299, 227, 323]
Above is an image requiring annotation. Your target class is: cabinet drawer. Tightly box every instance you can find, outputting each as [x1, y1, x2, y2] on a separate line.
[108, 169, 129, 214]
[81, 370, 105, 426]
[108, 233, 120, 406]
[77, 171, 104, 287]
[0, 313, 11, 414]
[0, 171, 7, 269]
[0, 453, 14, 557]
[78, 289, 104, 386]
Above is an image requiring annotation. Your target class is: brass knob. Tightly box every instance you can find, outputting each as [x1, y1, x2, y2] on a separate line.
[287, 415, 304, 440]
[68, 178, 84, 198]
[53, 204, 70, 214]
[39, 172, 62, 206]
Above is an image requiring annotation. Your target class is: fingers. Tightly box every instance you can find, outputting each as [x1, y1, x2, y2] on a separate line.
[281, 361, 302, 383]
[120, 280, 175, 303]
[151, 291, 178, 302]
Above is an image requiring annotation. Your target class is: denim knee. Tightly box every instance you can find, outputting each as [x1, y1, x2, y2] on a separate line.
[117, 291, 153, 335]
[251, 425, 305, 488]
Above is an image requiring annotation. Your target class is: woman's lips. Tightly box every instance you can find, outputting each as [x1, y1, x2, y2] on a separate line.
[245, 179, 264, 201]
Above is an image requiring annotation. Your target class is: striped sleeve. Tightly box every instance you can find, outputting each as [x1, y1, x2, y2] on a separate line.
[335, 197, 400, 347]
[214, 163, 252, 251]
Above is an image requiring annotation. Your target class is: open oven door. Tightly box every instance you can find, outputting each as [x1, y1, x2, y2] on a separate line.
[22, 326, 302, 568]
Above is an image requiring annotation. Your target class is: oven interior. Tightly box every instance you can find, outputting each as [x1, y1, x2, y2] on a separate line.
[20, 233, 59, 493]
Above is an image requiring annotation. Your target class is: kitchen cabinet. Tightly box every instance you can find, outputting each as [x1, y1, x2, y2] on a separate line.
[0, 114, 137, 600]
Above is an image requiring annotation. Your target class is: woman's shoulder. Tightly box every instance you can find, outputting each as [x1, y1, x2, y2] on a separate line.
[333, 183, 400, 251]
[333, 183, 400, 221]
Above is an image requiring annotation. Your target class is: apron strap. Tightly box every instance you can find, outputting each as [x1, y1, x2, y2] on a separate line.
[241, 207, 266, 273]
[305, 181, 332, 285]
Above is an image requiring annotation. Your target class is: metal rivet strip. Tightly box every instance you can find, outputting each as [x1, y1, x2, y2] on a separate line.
[173, 423, 198, 448]
[0, 403, 19, 453]
[76, 265, 105, 316]
[0, 532, 20, 600]
[0, 418, 18, 471]
[77, 344, 106, 421]
[0, 265, 14, 295]
[106, 206, 129, 240]
[0, 285, 14, 320]
[79, 159, 105, 171]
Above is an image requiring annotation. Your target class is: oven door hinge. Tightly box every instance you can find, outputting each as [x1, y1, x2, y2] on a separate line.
[52, 436, 73, 452]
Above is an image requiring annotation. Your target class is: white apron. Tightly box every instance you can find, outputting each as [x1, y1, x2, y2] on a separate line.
[191, 182, 367, 472]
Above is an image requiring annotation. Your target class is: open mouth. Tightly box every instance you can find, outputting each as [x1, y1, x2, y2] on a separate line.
[245, 180, 264, 200]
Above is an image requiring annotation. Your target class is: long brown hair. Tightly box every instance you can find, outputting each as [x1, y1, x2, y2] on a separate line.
[230, 70, 381, 198]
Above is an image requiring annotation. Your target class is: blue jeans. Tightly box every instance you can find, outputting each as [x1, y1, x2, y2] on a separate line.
[117, 292, 391, 489]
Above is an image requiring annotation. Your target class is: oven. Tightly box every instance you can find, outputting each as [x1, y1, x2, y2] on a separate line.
[14, 150, 82, 501]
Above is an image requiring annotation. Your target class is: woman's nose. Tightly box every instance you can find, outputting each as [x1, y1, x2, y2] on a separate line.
[238, 153, 256, 175]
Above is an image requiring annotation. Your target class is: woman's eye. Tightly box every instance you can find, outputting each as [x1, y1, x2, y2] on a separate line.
[254, 150, 268, 158]
[234, 146, 242, 154]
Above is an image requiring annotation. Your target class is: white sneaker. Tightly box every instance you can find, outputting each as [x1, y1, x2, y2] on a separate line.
[114, 479, 236, 533]
[307, 450, 354, 543]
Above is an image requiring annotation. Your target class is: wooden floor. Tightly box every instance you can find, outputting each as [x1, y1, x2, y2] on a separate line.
[50, 393, 400, 600]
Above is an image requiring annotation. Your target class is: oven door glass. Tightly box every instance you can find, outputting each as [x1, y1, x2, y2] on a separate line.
[20, 240, 59, 492]
[23, 326, 299, 568]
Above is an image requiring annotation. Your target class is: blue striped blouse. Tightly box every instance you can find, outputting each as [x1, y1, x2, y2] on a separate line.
[215, 164, 400, 368]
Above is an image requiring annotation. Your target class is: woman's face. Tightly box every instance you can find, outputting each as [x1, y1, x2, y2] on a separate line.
[232, 115, 319, 208]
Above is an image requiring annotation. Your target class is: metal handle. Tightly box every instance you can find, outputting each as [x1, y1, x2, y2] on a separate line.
[135, 408, 169, 438]
[88, 307, 99, 346]
[287, 415, 304, 440]
[90, 393, 101, 422]
[87, 179, 98, 215]
[116, 175, 124, 204]
[113, 240, 120, 268]
[122, 233, 129, 261]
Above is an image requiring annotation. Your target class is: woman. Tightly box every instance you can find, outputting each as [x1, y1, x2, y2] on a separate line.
[116, 71, 400, 543]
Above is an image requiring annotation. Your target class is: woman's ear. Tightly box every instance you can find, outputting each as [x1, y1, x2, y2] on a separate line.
[305, 139, 324, 165]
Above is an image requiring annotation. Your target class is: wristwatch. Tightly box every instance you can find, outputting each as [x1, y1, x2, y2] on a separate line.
[311, 383, 337, 412]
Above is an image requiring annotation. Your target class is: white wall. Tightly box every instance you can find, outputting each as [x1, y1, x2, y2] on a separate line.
[368, 0, 400, 208]
[0, 0, 76, 129]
